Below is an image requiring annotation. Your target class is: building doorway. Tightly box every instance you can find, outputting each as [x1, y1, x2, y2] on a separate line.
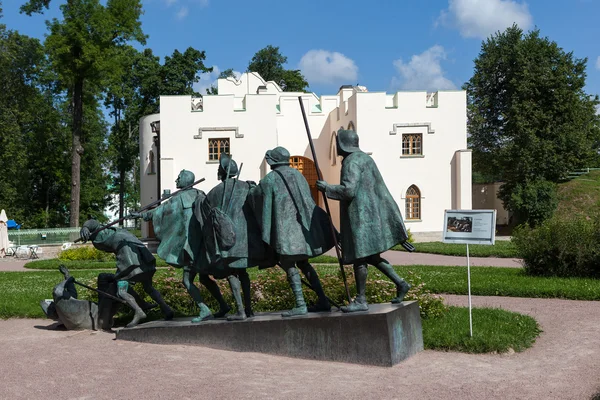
[290, 156, 319, 203]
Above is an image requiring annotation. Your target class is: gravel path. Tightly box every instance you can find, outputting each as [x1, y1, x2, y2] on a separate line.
[1, 295, 598, 400]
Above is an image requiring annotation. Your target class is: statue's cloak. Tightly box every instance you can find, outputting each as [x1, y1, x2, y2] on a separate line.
[195, 179, 272, 277]
[324, 151, 409, 263]
[92, 228, 156, 281]
[148, 189, 202, 267]
[249, 165, 334, 259]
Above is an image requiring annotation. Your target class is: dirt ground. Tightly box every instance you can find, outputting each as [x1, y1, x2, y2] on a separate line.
[1, 294, 598, 400]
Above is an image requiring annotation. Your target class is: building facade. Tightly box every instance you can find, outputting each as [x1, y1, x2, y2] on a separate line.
[139, 72, 471, 239]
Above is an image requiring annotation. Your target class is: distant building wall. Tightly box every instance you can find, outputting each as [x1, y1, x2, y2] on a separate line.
[472, 182, 511, 225]
[139, 73, 471, 238]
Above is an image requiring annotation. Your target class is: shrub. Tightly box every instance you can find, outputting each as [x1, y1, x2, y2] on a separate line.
[513, 215, 600, 277]
[500, 179, 558, 227]
[79, 266, 447, 322]
[58, 246, 115, 262]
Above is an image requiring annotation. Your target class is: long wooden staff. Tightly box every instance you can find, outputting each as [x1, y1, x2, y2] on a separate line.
[74, 177, 205, 242]
[298, 96, 351, 303]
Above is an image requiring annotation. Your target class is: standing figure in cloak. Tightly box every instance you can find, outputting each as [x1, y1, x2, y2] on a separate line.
[0, 209, 8, 258]
[80, 218, 174, 327]
[316, 129, 412, 313]
[195, 154, 273, 322]
[249, 146, 334, 317]
[129, 170, 216, 322]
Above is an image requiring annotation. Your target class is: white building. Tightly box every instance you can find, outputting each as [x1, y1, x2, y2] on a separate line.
[139, 72, 471, 240]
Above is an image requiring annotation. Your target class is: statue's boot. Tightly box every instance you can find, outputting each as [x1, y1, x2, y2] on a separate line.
[373, 259, 411, 304]
[118, 287, 147, 328]
[143, 284, 174, 321]
[239, 271, 254, 318]
[299, 262, 331, 312]
[282, 268, 308, 317]
[191, 303, 214, 323]
[341, 264, 369, 313]
[226, 276, 247, 321]
[200, 274, 231, 318]
[128, 287, 157, 311]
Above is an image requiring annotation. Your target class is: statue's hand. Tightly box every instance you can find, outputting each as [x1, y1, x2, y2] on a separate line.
[128, 212, 142, 219]
[316, 180, 328, 192]
[79, 227, 91, 243]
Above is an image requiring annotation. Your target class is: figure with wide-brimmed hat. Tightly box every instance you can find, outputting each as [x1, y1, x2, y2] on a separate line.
[249, 146, 334, 317]
[316, 129, 412, 313]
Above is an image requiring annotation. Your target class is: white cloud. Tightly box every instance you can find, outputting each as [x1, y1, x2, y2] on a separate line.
[391, 46, 457, 91]
[175, 6, 188, 19]
[162, 0, 209, 19]
[298, 50, 359, 85]
[194, 66, 242, 95]
[438, 0, 533, 39]
[596, 56, 600, 70]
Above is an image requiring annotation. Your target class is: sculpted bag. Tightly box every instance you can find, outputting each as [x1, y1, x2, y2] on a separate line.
[209, 207, 236, 251]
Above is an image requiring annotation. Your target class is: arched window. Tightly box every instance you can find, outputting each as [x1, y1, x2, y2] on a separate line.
[405, 185, 421, 220]
[347, 121, 355, 131]
[330, 132, 338, 165]
[148, 150, 156, 174]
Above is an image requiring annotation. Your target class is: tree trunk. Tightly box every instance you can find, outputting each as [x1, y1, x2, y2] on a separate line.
[69, 77, 84, 227]
[119, 163, 125, 226]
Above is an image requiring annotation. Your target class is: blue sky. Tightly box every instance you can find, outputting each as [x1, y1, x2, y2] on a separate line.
[3, 0, 600, 101]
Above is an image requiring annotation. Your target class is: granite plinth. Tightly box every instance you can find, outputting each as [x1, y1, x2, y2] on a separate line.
[115, 301, 423, 367]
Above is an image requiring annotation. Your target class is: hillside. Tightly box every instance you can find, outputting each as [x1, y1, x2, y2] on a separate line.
[555, 171, 600, 218]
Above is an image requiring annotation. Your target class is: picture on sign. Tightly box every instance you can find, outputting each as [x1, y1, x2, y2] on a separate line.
[446, 216, 473, 233]
[442, 210, 496, 245]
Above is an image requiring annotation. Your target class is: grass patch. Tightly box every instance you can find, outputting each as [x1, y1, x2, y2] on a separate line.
[423, 306, 541, 353]
[25, 256, 169, 270]
[25, 255, 339, 270]
[556, 170, 600, 219]
[391, 265, 600, 300]
[392, 241, 518, 258]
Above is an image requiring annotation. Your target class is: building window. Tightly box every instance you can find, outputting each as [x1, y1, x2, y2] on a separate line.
[402, 134, 422, 155]
[208, 138, 230, 161]
[406, 185, 421, 220]
[290, 156, 319, 203]
[148, 150, 156, 174]
[347, 121, 355, 131]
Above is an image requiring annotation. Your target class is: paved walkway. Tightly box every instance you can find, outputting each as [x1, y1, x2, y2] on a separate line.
[1, 295, 598, 399]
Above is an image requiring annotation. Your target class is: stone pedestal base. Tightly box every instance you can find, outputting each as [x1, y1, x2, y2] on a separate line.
[115, 301, 424, 367]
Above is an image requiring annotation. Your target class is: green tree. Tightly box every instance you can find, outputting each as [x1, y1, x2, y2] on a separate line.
[247, 45, 308, 92]
[206, 68, 238, 95]
[464, 25, 600, 226]
[22, 0, 146, 227]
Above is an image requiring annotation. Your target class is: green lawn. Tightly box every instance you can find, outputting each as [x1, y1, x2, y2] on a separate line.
[0, 268, 542, 354]
[423, 306, 541, 353]
[392, 240, 519, 258]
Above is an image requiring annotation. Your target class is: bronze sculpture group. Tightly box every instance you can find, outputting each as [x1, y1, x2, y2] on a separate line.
[43, 129, 414, 330]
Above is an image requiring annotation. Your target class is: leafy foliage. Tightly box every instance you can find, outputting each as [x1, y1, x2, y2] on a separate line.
[206, 68, 238, 95]
[247, 45, 308, 92]
[513, 214, 600, 278]
[465, 25, 600, 226]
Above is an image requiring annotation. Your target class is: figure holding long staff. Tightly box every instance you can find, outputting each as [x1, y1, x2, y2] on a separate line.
[314, 124, 414, 313]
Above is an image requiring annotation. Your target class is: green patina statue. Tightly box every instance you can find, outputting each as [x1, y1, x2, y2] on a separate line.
[249, 146, 334, 317]
[316, 129, 411, 313]
[80, 219, 174, 327]
[194, 154, 274, 322]
[129, 170, 217, 322]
